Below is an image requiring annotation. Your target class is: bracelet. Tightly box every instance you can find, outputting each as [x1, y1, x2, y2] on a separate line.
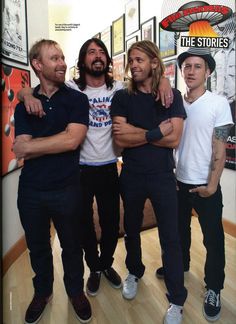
[145, 126, 164, 143]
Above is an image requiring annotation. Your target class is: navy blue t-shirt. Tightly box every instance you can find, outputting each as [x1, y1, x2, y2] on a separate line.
[14, 84, 89, 190]
[111, 88, 186, 174]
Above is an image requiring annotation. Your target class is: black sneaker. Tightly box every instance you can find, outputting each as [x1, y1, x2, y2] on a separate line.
[70, 292, 92, 323]
[25, 294, 52, 324]
[86, 271, 101, 296]
[203, 289, 221, 322]
[155, 266, 189, 279]
[102, 267, 122, 288]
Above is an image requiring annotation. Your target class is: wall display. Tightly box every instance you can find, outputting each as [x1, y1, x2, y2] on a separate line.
[126, 35, 138, 51]
[208, 14, 236, 170]
[112, 15, 125, 56]
[163, 60, 177, 88]
[2, 0, 29, 65]
[101, 26, 112, 56]
[93, 32, 101, 39]
[2, 64, 31, 176]
[159, 25, 176, 59]
[112, 54, 125, 81]
[141, 17, 156, 42]
[125, 0, 140, 37]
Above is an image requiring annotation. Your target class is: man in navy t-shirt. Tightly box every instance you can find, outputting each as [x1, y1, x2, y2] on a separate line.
[13, 39, 92, 324]
[111, 40, 187, 324]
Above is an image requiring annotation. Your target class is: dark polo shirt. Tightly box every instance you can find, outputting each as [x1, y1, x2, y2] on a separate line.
[14, 84, 89, 190]
[111, 88, 186, 174]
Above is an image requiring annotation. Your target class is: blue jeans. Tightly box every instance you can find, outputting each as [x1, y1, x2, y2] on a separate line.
[79, 163, 120, 271]
[120, 169, 187, 306]
[177, 181, 225, 291]
[17, 180, 84, 297]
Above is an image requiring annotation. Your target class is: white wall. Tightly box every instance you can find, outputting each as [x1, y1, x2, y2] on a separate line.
[2, 0, 235, 257]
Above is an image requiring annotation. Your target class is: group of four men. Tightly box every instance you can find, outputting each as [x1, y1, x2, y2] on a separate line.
[14, 36, 233, 324]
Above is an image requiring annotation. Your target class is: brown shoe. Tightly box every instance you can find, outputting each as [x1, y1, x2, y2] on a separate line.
[103, 267, 122, 288]
[86, 271, 101, 296]
[70, 292, 92, 323]
[25, 294, 52, 324]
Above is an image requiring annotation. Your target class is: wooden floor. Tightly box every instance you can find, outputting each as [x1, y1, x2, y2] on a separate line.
[3, 217, 236, 324]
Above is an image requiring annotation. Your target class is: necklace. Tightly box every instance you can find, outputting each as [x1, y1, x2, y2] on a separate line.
[184, 90, 206, 104]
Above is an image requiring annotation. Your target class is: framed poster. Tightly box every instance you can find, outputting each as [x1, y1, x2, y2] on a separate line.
[2, 64, 31, 176]
[163, 59, 177, 88]
[125, 0, 140, 37]
[159, 25, 176, 59]
[112, 15, 125, 56]
[126, 35, 138, 51]
[101, 26, 112, 56]
[93, 32, 101, 39]
[112, 54, 125, 81]
[2, 0, 29, 65]
[208, 14, 236, 170]
[141, 17, 156, 42]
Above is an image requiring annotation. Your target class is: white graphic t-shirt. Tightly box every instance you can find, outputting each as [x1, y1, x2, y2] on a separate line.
[66, 80, 124, 165]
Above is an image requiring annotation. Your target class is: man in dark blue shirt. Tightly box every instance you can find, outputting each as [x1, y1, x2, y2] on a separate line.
[111, 40, 187, 324]
[13, 39, 92, 324]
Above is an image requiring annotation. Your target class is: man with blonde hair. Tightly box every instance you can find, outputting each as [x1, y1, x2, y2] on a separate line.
[111, 40, 187, 324]
[13, 39, 92, 323]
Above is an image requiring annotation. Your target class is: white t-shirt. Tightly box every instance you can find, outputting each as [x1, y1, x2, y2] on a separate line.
[66, 80, 124, 165]
[175, 90, 233, 184]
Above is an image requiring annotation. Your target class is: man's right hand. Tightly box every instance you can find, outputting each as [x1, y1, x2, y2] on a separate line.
[159, 119, 173, 137]
[23, 94, 45, 118]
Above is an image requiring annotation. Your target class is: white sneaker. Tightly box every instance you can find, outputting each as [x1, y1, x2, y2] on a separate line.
[164, 303, 183, 324]
[122, 273, 138, 300]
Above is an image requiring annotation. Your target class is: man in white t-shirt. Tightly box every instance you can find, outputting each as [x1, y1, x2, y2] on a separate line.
[155, 47, 234, 322]
[18, 38, 173, 298]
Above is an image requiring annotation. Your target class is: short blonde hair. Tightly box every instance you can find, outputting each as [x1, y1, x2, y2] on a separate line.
[29, 39, 58, 75]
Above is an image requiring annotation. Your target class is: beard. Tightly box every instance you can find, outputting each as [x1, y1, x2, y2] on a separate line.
[84, 59, 108, 77]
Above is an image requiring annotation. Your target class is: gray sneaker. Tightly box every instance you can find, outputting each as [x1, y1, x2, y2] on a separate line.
[164, 303, 183, 324]
[122, 274, 138, 300]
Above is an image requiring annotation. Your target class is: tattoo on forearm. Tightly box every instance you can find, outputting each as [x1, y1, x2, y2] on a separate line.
[214, 124, 232, 142]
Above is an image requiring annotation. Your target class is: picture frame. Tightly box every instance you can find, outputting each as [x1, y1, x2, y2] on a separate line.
[125, 0, 140, 37]
[101, 26, 112, 56]
[126, 35, 138, 51]
[141, 17, 156, 42]
[112, 15, 125, 56]
[2, 64, 31, 176]
[92, 32, 101, 39]
[163, 59, 177, 88]
[112, 54, 125, 81]
[159, 24, 176, 59]
[2, 0, 29, 65]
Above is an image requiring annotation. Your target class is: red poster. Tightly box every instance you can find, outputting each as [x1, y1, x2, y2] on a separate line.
[1, 64, 30, 176]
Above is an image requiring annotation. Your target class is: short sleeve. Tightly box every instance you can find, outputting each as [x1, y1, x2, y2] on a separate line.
[214, 95, 234, 127]
[68, 91, 89, 127]
[110, 89, 129, 118]
[14, 102, 32, 137]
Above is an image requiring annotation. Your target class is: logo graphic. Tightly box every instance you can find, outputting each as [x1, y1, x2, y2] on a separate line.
[160, 1, 233, 48]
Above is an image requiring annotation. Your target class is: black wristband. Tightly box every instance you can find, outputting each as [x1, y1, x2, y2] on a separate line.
[145, 126, 164, 143]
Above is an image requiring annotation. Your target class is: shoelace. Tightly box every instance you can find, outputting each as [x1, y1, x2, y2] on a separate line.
[205, 290, 217, 306]
[168, 304, 183, 317]
[126, 275, 137, 286]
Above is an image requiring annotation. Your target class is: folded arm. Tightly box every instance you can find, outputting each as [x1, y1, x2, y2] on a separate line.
[112, 116, 178, 148]
[13, 123, 87, 160]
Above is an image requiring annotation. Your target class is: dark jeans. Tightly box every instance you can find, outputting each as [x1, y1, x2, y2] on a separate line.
[120, 169, 187, 306]
[79, 163, 120, 272]
[17, 180, 84, 298]
[177, 181, 225, 291]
